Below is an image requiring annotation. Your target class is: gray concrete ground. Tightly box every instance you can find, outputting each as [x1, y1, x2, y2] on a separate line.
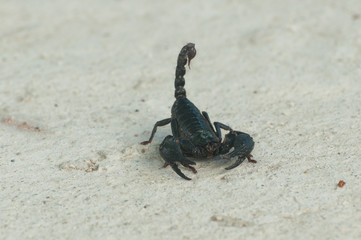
[1, 0, 360, 239]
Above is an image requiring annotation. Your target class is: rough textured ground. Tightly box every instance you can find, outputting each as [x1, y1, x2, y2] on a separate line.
[1, 0, 360, 239]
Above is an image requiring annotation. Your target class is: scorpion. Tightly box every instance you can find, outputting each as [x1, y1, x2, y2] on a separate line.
[141, 43, 256, 180]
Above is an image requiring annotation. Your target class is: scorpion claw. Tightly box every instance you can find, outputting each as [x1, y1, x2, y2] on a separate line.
[170, 163, 192, 180]
[225, 157, 246, 170]
[222, 131, 256, 170]
[225, 154, 257, 170]
[159, 135, 196, 180]
[182, 158, 196, 166]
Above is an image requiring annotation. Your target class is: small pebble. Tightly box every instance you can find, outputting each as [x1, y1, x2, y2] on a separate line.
[337, 180, 346, 188]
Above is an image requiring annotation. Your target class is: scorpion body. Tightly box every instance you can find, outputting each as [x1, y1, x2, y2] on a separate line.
[141, 43, 256, 180]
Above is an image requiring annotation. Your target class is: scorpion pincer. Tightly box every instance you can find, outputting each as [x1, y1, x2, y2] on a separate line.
[141, 43, 256, 180]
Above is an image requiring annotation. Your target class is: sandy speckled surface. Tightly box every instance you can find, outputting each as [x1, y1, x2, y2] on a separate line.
[1, 0, 361, 239]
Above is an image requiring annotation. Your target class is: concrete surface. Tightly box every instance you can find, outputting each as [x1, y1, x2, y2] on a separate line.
[1, 0, 361, 239]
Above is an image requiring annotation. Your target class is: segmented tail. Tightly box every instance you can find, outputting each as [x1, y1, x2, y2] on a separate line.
[174, 43, 196, 98]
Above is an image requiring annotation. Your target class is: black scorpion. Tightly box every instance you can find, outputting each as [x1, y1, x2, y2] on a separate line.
[141, 43, 256, 180]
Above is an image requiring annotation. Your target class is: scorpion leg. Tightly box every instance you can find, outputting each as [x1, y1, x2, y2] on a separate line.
[214, 122, 233, 140]
[140, 118, 171, 145]
[202, 111, 217, 134]
[159, 135, 196, 180]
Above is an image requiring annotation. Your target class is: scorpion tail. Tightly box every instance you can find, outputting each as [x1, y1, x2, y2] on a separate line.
[174, 43, 196, 98]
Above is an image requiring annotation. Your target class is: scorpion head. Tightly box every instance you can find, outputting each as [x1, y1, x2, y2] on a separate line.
[191, 131, 220, 155]
[205, 142, 220, 155]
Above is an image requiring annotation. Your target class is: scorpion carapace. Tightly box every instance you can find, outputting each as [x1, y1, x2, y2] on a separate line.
[141, 43, 256, 180]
